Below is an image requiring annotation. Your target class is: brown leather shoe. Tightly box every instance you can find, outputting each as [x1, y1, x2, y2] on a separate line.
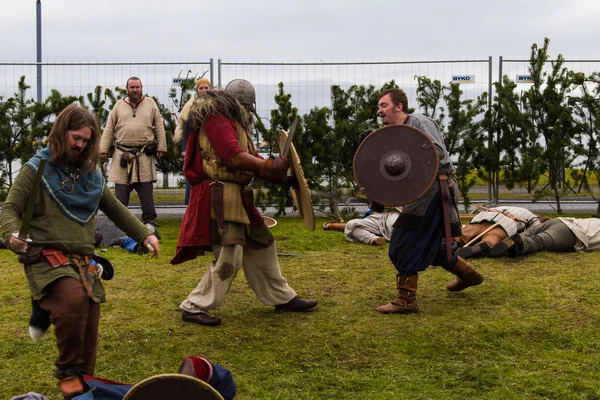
[275, 296, 317, 311]
[376, 274, 419, 314]
[446, 257, 484, 292]
[182, 310, 221, 326]
[375, 300, 418, 314]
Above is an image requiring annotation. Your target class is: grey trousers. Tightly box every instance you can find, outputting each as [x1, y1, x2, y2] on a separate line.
[115, 182, 157, 225]
[521, 219, 577, 254]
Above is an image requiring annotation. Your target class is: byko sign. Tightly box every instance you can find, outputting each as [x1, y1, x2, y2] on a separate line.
[451, 75, 475, 83]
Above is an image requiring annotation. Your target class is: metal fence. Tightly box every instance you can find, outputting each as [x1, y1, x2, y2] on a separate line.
[217, 58, 493, 119]
[1, 58, 493, 118]
[2, 57, 600, 192]
[0, 60, 214, 109]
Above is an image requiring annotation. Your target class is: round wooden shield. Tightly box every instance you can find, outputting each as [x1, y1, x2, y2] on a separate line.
[353, 125, 439, 206]
[278, 129, 315, 231]
[123, 374, 224, 400]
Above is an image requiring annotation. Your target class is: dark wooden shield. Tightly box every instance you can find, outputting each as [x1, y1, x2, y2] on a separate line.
[353, 124, 439, 206]
[123, 374, 224, 400]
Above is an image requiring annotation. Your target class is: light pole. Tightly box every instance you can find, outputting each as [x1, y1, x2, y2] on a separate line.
[36, 0, 42, 102]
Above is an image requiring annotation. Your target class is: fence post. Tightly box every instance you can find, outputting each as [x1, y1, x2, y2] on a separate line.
[496, 56, 503, 204]
[488, 56, 493, 202]
[218, 59, 222, 88]
[36, 0, 42, 102]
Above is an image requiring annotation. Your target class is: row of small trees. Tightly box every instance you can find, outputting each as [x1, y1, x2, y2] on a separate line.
[1, 38, 599, 216]
[256, 38, 600, 216]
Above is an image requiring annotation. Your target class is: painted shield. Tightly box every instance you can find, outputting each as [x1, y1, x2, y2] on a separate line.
[123, 374, 224, 400]
[278, 129, 315, 231]
[353, 124, 439, 206]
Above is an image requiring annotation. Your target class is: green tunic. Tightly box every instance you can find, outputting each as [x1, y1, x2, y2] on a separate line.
[0, 165, 151, 302]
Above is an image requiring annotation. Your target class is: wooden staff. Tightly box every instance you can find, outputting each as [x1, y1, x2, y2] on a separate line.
[463, 222, 502, 247]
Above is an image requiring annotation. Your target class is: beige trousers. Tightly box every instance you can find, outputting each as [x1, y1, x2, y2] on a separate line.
[180, 242, 297, 313]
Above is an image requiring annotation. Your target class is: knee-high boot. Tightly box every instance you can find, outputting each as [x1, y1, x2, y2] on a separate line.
[446, 256, 484, 292]
[376, 274, 418, 314]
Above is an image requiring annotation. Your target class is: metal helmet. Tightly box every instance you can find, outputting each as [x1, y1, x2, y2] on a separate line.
[225, 79, 256, 112]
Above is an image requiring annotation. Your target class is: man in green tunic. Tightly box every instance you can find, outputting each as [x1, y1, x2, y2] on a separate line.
[0, 104, 160, 400]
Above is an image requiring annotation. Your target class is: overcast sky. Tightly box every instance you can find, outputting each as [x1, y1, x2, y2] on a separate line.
[1, 0, 599, 62]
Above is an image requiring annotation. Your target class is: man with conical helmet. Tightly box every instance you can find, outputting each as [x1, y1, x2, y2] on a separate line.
[171, 79, 317, 326]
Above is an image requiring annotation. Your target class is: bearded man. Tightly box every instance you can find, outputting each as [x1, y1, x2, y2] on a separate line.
[170, 79, 317, 326]
[373, 88, 484, 314]
[100, 76, 167, 230]
[0, 104, 160, 399]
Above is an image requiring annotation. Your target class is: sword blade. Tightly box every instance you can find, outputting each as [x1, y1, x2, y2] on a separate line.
[281, 116, 299, 158]
[19, 158, 46, 238]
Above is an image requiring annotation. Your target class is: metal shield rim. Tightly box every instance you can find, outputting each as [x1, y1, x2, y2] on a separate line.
[353, 124, 439, 207]
[279, 129, 315, 231]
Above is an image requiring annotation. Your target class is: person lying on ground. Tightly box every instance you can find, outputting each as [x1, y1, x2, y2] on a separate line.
[488, 217, 600, 257]
[456, 206, 541, 259]
[323, 209, 400, 246]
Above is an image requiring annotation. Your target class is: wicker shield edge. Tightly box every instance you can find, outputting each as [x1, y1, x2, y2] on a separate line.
[353, 124, 439, 207]
[278, 129, 315, 231]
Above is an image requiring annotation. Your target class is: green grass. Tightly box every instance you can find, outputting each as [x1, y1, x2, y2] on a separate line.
[2, 217, 600, 399]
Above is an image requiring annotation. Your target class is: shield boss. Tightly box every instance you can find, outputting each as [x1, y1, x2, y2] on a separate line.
[353, 124, 439, 206]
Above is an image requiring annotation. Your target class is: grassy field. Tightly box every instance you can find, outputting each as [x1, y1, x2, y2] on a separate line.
[1, 217, 600, 399]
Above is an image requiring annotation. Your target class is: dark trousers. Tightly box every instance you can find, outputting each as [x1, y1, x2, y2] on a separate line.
[115, 182, 157, 225]
[389, 193, 457, 277]
[39, 277, 100, 376]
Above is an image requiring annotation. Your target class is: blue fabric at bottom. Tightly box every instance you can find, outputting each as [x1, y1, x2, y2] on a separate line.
[121, 237, 138, 253]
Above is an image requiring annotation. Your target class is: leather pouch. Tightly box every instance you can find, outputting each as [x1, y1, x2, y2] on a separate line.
[18, 245, 45, 264]
[41, 249, 71, 268]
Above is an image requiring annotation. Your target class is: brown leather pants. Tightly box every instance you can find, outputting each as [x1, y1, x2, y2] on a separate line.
[39, 277, 100, 377]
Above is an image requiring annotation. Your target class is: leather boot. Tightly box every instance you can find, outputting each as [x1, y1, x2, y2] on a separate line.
[376, 274, 418, 314]
[58, 375, 84, 400]
[456, 242, 490, 259]
[446, 257, 484, 292]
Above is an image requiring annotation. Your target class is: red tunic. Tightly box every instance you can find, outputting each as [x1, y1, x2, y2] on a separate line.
[170, 114, 259, 264]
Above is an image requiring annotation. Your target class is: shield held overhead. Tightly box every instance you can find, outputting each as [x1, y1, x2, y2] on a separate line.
[353, 124, 439, 207]
[278, 129, 315, 231]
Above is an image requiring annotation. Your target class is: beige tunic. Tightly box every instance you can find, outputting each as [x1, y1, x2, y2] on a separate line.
[174, 96, 195, 145]
[558, 217, 600, 252]
[100, 97, 167, 184]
